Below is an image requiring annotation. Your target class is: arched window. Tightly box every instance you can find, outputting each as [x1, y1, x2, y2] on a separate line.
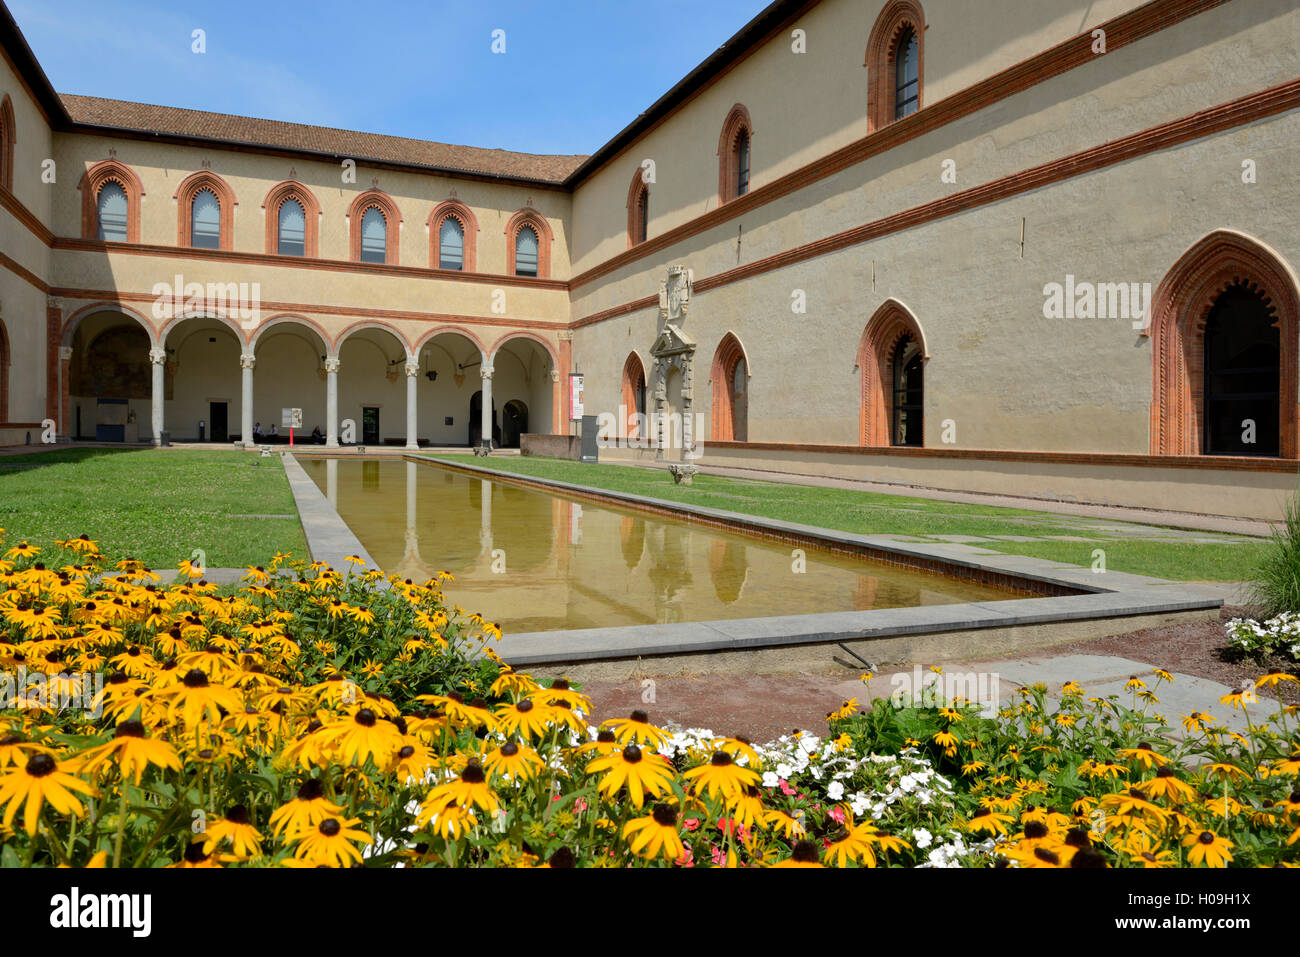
[710, 334, 749, 442]
[504, 209, 552, 278]
[278, 198, 306, 256]
[866, 1, 926, 132]
[1149, 230, 1300, 458]
[347, 189, 402, 264]
[894, 28, 920, 120]
[890, 334, 924, 446]
[428, 200, 479, 271]
[858, 299, 928, 447]
[190, 188, 221, 249]
[627, 168, 649, 248]
[174, 170, 236, 249]
[515, 226, 539, 277]
[97, 182, 128, 241]
[360, 207, 387, 263]
[439, 217, 465, 269]
[1203, 283, 1279, 456]
[717, 104, 754, 205]
[0, 94, 14, 193]
[263, 181, 320, 256]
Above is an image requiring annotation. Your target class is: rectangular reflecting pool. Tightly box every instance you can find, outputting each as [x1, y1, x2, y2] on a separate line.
[299, 458, 1017, 634]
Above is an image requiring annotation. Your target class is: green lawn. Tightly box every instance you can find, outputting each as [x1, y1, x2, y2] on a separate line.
[426, 453, 1268, 583]
[0, 448, 307, 569]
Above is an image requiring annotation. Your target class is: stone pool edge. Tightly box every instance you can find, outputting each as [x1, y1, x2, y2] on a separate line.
[404, 454, 1223, 671]
[282, 453, 380, 570]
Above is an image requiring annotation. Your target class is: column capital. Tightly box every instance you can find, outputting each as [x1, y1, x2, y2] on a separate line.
[58, 346, 73, 361]
[480, 363, 494, 380]
[148, 347, 167, 365]
[404, 360, 420, 377]
[549, 369, 560, 383]
[324, 356, 341, 373]
[239, 353, 256, 369]
[46, 296, 63, 310]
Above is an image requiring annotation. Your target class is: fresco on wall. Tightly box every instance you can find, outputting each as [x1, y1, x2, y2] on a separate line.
[71, 326, 173, 399]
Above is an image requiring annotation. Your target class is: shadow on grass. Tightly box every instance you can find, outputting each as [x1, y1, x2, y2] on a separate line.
[0, 446, 146, 471]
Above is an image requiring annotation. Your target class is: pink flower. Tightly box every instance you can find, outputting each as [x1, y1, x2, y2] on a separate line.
[710, 845, 728, 866]
[675, 847, 695, 868]
[828, 805, 846, 824]
[682, 817, 700, 832]
[573, 798, 588, 812]
[778, 779, 796, 796]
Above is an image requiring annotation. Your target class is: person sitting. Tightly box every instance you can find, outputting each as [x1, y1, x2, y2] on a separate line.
[311, 426, 323, 444]
[269, 424, 279, 442]
[252, 422, 264, 439]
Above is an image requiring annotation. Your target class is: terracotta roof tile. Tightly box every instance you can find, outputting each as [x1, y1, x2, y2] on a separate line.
[60, 94, 587, 184]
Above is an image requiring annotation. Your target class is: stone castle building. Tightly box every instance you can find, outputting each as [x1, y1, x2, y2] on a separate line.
[0, 0, 1296, 519]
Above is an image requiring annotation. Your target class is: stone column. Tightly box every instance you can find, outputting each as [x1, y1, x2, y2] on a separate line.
[240, 353, 256, 448]
[149, 347, 167, 446]
[57, 346, 73, 442]
[405, 359, 419, 450]
[480, 361, 494, 449]
[325, 356, 340, 447]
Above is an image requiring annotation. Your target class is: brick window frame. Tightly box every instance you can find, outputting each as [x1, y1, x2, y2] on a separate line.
[1149, 230, 1300, 458]
[620, 351, 646, 438]
[427, 199, 479, 271]
[858, 298, 929, 447]
[626, 166, 650, 248]
[347, 189, 402, 265]
[716, 104, 753, 205]
[710, 332, 749, 442]
[866, 0, 926, 133]
[262, 180, 321, 257]
[174, 170, 237, 250]
[80, 159, 144, 243]
[0, 93, 14, 192]
[504, 208, 553, 278]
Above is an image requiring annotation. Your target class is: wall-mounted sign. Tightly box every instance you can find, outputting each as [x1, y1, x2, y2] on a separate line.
[282, 408, 302, 429]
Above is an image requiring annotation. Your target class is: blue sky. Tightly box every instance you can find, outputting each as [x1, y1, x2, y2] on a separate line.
[10, 0, 773, 156]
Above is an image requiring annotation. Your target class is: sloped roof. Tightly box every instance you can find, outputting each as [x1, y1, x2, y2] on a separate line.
[60, 94, 588, 184]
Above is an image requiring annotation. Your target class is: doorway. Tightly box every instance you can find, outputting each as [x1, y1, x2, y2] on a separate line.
[209, 402, 228, 443]
[362, 407, 380, 445]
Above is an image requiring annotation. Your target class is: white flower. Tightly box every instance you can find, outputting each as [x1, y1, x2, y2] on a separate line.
[775, 763, 793, 779]
[762, 771, 780, 789]
[827, 780, 845, 801]
[912, 827, 933, 849]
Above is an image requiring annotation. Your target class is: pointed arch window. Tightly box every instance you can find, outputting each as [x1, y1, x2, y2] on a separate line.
[717, 104, 754, 204]
[866, 1, 926, 132]
[190, 188, 221, 249]
[439, 217, 465, 270]
[360, 207, 387, 263]
[515, 226, 539, 277]
[278, 199, 306, 256]
[894, 27, 920, 120]
[891, 334, 924, 446]
[0, 94, 14, 193]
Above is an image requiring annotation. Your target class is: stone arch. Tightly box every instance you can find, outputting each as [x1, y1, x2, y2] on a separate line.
[336, 320, 414, 358]
[173, 170, 237, 249]
[504, 208, 553, 278]
[63, 302, 157, 347]
[1149, 229, 1300, 457]
[858, 298, 928, 447]
[347, 188, 403, 264]
[158, 311, 250, 348]
[865, 0, 926, 133]
[488, 330, 558, 367]
[413, 324, 489, 362]
[262, 180, 321, 257]
[710, 332, 750, 442]
[250, 314, 333, 354]
[717, 104, 753, 204]
[427, 199, 479, 271]
[79, 159, 145, 242]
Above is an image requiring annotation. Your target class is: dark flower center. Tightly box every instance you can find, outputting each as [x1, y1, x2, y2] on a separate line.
[548, 846, 575, 868]
[115, 720, 145, 738]
[1198, 831, 1215, 845]
[320, 819, 341, 837]
[622, 745, 643, 764]
[398, 746, 415, 759]
[631, 710, 649, 723]
[1024, 821, 1048, 839]
[596, 730, 616, 744]
[183, 842, 208, 863]
[298, 779, 325, 801]
[225, 805, 250, 825]
[354, 709, 377, 727]
[461, 762, 486, 785]
[1156, 767, 1175, 778]
[551, 678, 571, 690]
[652, 804, 677, 827]
[500, 742, 519, 757]
[710, 751, 734, 767]
[791, 840, 819, 863]
[26, 752, 56, 777]
[182, 669, 209, 688]
[1033, 847, 1060, 865]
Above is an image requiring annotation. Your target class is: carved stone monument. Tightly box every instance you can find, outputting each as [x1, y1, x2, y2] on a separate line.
[648, 265, 696, 462]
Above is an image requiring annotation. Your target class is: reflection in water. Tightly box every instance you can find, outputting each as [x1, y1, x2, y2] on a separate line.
[299, 458, 1014, 634]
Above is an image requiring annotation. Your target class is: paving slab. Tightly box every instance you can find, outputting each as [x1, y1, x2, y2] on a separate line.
[282, 453, 379, 570]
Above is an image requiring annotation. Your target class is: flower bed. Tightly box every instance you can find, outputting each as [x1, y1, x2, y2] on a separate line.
[1, 531, 1297, 867]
